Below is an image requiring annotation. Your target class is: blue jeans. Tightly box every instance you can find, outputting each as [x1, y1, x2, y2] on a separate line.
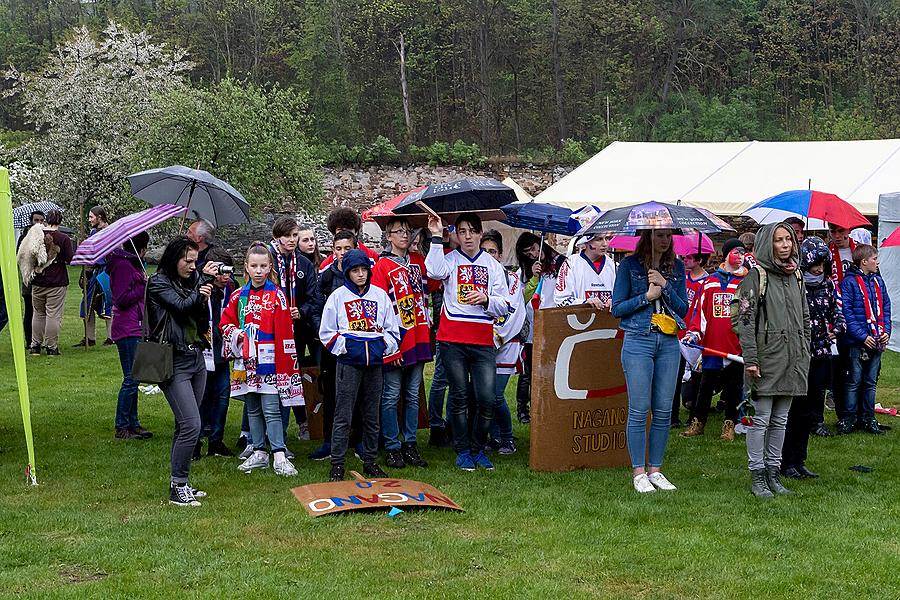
[621, 331, 680, 469]
[382, 361, 425, 450]
[490, 372, 513, 443]
[115, 337, 141, 429]
[428, 343, 449, 428]
[244, 392, 286, 453]
[440, 342, 496, 454]
[201, 364, 231, 443]
[845, 346, 881, 424]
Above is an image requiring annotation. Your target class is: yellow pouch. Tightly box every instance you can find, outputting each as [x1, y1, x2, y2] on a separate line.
[651, 313, 679, 336]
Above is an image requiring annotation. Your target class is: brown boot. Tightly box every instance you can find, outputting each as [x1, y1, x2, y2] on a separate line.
[680, 418, 704, 437]
[720, 419, 736, 441]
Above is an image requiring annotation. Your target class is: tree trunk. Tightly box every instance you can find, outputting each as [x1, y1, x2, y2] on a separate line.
[477, 0, 492, 151]
[551, 0, 567, 144]
[395, 32, 413, 144]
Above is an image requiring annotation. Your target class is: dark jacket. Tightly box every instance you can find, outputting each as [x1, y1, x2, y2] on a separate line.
[270, 247, 324, 340]
[319, 261, 346, 299]
[107, 247, 146, 341]
[805, 276, 844, 357]
[31, 229, 74, 288]
[146, 271, 212, 352]
[209, 280, 236, 365]
[840, 265, 891, 347]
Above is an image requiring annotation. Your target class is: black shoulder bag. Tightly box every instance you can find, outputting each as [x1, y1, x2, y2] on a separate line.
[132, 278, 174, 384]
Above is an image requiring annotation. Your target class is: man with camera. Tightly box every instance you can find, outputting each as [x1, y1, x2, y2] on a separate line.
[195, 247, 238, 458]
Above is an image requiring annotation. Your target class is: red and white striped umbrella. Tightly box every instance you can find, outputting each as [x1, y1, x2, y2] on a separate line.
[71, 204, 187, 265]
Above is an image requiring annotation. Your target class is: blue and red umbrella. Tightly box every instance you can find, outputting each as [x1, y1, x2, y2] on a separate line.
[743, 189, 870, 230]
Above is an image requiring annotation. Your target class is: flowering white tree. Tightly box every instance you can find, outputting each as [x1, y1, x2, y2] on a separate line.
[3, 22, 194, 234]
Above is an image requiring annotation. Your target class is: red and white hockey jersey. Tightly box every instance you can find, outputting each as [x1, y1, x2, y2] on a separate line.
[555, 252, 616, 307]
[425, 243, 510, 346]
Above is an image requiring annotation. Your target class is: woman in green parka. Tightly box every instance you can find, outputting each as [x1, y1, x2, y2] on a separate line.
[730, 223, 811, 498]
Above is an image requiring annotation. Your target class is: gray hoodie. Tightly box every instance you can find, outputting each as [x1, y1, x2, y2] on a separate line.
[730, 223, 811, 397]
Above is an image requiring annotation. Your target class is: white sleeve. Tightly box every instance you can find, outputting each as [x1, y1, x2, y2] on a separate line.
[380, 293, 401, 357]
[495, 274, 527, 345]
[318, 294, 346, 356]
[484, 262, 510, 318]
[554, 258, 580, 307]
[425, 241, 451, 281]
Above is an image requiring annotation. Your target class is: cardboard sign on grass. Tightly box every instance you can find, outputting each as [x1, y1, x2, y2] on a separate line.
[292, 473, 464, 517]
[530, 305, 629, 471]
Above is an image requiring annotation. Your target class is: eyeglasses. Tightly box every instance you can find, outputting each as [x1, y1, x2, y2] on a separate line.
[388, 229, 411, 237]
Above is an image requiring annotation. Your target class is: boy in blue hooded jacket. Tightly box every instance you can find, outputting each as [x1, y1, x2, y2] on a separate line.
[839, 244, 891, 434]
[319, 249, 402, 480]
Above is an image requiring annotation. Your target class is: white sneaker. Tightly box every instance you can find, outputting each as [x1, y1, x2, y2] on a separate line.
[273, 453, 298, 476]
[238, 445, 255, 460]
[238, 450, 269, 473]
[647, 472, 677, 491]
[633, 473, 656, 493]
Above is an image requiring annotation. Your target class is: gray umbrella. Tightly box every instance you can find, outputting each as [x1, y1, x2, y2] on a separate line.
[128, 165, 250, 226]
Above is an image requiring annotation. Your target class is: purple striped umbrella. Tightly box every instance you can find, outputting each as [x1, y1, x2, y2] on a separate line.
[71, 203, 187, 265]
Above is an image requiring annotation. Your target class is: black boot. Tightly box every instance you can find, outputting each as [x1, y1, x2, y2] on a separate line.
[781, 465, 804, 479]
[836, 419, 855, 435]
[796, 465, 819, 478]
[863, 419, 885, 435]
[751, 469, 773, 498]
[766, 466, 793, 495]
[401, 442, 427, 467]
[329, 464, 345, 481]
[385, 449, 405, 469]
[363, 462, 388, 478]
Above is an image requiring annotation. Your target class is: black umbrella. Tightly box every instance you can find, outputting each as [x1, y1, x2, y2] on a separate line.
[392, 178, 516, 216]
[128, 165, 250, 226]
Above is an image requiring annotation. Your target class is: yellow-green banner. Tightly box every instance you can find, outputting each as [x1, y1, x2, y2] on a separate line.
[0, 167, 37, 484]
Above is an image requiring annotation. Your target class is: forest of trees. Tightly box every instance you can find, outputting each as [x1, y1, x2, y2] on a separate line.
[2, 0, 900, 159]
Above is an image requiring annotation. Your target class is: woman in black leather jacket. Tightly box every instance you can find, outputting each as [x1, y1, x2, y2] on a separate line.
[147, 237, 218, 507]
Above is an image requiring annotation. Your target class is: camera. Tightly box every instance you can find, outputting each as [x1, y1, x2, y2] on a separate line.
[215, 263, 234, 276]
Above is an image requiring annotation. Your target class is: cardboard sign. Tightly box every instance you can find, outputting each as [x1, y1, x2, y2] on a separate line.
[292, 474, 463, 517]
[301, 367, 325, 440]
[529, 305, 629, 471]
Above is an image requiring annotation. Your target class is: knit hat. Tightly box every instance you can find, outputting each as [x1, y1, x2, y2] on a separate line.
[721, 238, 746, 256]
[799, 236, 832, 274]
[342, 249, 371, 277]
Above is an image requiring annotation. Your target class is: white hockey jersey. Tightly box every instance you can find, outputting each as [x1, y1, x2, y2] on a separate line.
[425, 242, 509, 346]
[554, 252, 617, 307]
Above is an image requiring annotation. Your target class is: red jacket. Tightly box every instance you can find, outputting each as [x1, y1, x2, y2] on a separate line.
[371, 252, 437, 367]
[219, 281, 303, 405]
[689, 266, 745, 369]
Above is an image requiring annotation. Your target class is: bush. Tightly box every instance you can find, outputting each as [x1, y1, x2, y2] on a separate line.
[557, 138, 589, 165]
[408, 140, 486, 166]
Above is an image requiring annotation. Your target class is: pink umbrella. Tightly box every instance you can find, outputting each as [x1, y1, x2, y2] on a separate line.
[609, 231, 714, 255]
[72, 203, 187, 265]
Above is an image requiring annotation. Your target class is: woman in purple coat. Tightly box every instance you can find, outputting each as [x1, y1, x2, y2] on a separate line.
[107, 232, 153, 440]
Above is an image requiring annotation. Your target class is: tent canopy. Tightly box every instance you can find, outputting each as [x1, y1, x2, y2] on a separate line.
[536, 139, 900, 217]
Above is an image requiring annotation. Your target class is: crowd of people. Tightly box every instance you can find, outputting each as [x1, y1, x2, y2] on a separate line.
[10, 204, 892, 506]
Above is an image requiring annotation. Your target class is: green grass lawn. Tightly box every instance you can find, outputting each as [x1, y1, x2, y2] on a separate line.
[1, 274, 899, 599]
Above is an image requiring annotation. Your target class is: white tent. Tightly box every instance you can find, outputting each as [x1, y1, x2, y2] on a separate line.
[877, 192, 900, 353]
[536, 139, 900, 217]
